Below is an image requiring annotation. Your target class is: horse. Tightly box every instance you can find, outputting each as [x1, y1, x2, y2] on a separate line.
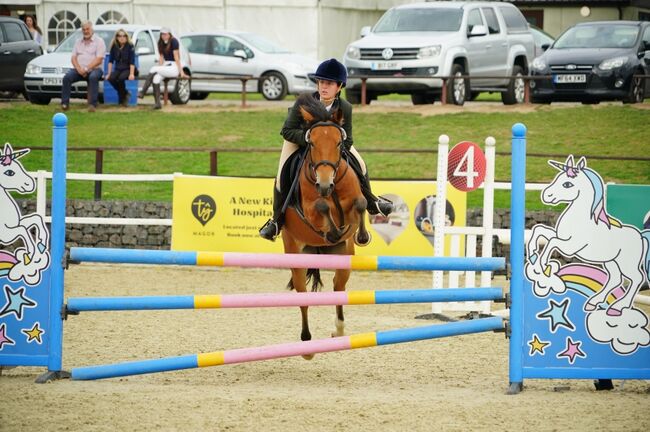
[526, 155, 650, 316]
[0, 143, 50, 280]
[281, 94, 371, 357]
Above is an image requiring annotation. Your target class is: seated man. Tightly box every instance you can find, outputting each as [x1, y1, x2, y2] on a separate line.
[61, 21, 106, 112]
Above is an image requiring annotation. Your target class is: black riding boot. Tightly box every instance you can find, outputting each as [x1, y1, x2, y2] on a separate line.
[152, 84, 162, 110]
[259, 187, 284, 241]
[359, 173, 393, 216]
[138, 73, 155, 99]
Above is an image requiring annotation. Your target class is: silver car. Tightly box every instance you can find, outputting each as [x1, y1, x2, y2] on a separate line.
[180, 31, 317, 101]
[24, 24, 192, 105]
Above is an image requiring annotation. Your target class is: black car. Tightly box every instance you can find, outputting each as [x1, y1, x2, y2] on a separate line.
[0, 16, 42, 96]
[530, 21, 650, 104]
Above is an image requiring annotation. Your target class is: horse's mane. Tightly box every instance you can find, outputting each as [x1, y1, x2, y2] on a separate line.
[296, 93, 335, 127]
[582, 167, 620, 228]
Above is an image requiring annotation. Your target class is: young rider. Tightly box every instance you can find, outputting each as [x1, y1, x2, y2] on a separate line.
[259, 58, 392, 241]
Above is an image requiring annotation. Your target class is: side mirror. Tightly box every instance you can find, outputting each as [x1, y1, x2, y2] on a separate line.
[469, 25, 487, 37]
[136, 46, 152, 55]
[360, 26, 371, 38]
[47, 47, 54, 53]
[233, 49, 247, 60]
[541, 43, 551, 52]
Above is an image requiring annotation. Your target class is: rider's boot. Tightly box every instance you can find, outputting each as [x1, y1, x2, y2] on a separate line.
[138, 73, 155, 99]
[359, 173, 393, 217]
[152, 84, 162, 110]
[259, 187, 284, 241]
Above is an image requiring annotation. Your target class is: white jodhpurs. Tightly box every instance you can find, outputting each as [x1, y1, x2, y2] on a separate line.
[150, 62, 179, 84]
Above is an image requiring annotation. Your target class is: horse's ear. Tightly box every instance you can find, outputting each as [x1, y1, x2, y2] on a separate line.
[577, 156, 587, 169]
[299, 106, 315, 123]
[2, 142, 12, 156]
[331, 108, 344, 126]
[565, 154, 575, 167]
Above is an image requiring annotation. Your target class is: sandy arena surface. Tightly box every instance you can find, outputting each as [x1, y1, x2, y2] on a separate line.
[1, 264, 648, 432]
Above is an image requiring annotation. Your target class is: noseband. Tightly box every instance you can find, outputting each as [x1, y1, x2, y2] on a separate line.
[304, 121, 349, 185]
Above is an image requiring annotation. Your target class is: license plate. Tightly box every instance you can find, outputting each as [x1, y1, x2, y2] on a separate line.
[554, 74, 586, 84]
[370, 62, 400, 71]
[43, 77, 62, 85]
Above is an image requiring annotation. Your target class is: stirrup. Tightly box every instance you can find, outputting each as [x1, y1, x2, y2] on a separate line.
[369, 197, 393, 217]
[259, 219, 280, 241]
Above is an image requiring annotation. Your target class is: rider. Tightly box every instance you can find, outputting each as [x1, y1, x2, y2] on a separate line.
[259, 58, 393, 241]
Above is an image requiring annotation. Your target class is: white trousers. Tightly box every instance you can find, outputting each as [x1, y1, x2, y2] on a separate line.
[275, 140, 366, 191]
[150, 62, 179, 84]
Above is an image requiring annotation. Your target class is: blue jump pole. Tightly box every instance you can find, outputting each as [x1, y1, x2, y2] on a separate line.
[507, 123, 527, 395]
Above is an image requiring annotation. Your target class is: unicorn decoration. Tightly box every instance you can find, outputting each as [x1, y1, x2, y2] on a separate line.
[0, 143, 50, 285]
[526, 155, 650, 354]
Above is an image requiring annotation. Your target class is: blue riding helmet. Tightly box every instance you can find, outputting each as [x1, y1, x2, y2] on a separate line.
[309, 58, 347, 88]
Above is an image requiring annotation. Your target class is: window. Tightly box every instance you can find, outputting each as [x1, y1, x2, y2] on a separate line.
[211, 36, 250, 57]
[467, 9, 483, 34]
[48, 10, 81, 46]
[182, 35, 209, 54]
[643, 26, 650, 46]
[96, 11, 128, 25]
[135, 31, 154, 54]
[3, 22, 28, 42]
[481, 8, 500, 34]
[500, 7, 529, 33]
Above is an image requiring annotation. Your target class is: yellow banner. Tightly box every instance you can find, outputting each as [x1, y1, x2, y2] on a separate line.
[171, 176, 466, 256]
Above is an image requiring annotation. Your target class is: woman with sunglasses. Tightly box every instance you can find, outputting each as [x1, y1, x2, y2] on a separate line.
[106, 29, 136, 107]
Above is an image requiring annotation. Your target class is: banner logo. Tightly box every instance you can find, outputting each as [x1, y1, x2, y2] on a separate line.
[191, 194, 216, 226]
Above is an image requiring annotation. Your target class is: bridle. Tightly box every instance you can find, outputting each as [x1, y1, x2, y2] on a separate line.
[303, 121, 350, 186]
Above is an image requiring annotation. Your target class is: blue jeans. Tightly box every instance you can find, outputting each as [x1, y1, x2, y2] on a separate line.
[61, 68, 103, 106]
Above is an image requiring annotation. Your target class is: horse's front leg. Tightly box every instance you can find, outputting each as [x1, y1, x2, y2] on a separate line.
[314, 198, 343, 244]
[331, 241, 351, 337]
[527, 224, 556, 266]
[291, 267, 315, 360]
[352, 197, 371, 246]
[19, 214, 49, 252]
[2, 224, 36, 257]
[539, 236, 584, 270]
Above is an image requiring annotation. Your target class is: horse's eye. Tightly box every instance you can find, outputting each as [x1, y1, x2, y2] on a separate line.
[4, 169, 15, 177]
[562, 181, 573, 188]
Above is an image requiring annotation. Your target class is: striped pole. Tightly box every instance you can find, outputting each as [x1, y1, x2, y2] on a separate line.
[71, 317, 504, 380]
[66, 287, 504, 312]
[70, 248, 505, 272]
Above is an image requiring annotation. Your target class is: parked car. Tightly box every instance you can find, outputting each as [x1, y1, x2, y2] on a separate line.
[180, 31, 317, 101]
[0, 16, 42, 96]
[529, 24, 554, 58]
[23, 24, 192, 105]
[343, 1, 535, 105]
[530, 21, 650, 104]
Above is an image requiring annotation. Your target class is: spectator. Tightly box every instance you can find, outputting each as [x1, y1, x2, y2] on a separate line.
[106, 29, 136, 107]
[61, 21, 106, 112]
[138, 27, 187, 110]
[24, 15, 42, 45]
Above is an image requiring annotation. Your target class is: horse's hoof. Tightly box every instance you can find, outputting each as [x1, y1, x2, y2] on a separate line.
[354, 231, 372, 247]
[606, 307, 622, 317]
[37, 243, 46, 254]
[302, 354, 315, 361]
[584, 303, 597, 312]
[543, 265, 552, 277]
[528, 253, 538, 265]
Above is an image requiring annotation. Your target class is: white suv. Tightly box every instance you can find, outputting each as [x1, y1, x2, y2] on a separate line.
[343, 2, 534, 105]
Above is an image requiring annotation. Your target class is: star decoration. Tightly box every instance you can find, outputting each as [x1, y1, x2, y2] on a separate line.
[0, 285, 37, 320]
[22, 322, 44, 344]
[536, 298, 575, 333]
[528, 334, 550, 356]
[0, 323, 16, 350]
[557, 337, 586, 364]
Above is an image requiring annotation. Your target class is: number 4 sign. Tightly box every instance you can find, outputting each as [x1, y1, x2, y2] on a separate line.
[447, 141, 486, 192]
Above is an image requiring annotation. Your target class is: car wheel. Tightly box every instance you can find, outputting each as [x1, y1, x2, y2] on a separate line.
[27, 94, 51, 105]
[446, 64, 467, 106]
[411, 93, 435, 105]
[170, 77, 191, 105]
[622, 74, 644, 104]
[345, 90, 361, 104]
[502, 65, 525, 105]
[190, 91, 209, 100]
[261, 72, 287, 101]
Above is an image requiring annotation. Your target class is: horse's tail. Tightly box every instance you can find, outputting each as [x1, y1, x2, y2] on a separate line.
[642, 230, 650, 282]
[286, 268, 323, 292]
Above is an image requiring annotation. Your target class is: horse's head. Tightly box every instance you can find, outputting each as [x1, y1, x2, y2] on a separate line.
[0, 143, 34, 193]
[298, 94, 346, 198]
[543, 155, 591, 205]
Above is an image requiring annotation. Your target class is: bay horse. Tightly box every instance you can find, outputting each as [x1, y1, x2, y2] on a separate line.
[282, 94, 371, 358]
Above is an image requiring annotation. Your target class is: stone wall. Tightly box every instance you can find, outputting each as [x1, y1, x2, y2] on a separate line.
[15, 200, 558, 254]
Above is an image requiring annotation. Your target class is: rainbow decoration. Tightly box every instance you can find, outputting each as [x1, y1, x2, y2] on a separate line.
[71, 317, 504, 380]
[557, 264, 624, 304]
[66, 287, 504, 312]
[70, 248, 504, 272]
[0, 251, 17, 278]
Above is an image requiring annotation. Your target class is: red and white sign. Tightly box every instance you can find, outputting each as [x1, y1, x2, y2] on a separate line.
[447, 141, 486, 192]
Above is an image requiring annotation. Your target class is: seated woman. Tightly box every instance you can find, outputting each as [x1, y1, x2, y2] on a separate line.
[259, 58, 393, 241]
[106, 29, 136, 107]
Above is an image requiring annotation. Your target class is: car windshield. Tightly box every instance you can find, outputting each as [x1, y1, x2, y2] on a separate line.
[55, 30, 132, 53]
[374, 8, 463, 32]
[553, 24, 639, 49]
[237, 33, 291, 54]
[530, 25, 554, 46]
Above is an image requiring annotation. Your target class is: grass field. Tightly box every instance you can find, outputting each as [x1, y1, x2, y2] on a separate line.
[0, 99, 648, 210]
